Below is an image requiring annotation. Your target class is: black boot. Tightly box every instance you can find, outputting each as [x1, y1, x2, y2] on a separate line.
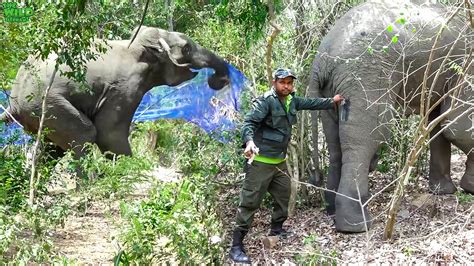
[229, 229, 251, 264]
[269, 221, 292, 238]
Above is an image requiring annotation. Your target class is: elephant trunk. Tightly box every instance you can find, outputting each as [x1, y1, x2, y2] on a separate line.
[192, 46, 230, 90]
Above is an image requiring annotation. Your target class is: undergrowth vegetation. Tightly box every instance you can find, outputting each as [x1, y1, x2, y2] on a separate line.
[0, 118, 244, 263]
[0, 145, 71, 262]
[114, 120, 242, 264]
[0, 118, 243, 263]
[0, 0, 470, 264]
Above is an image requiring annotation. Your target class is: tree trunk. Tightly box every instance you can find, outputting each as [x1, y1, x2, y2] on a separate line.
[265, 0, 281, 85]
[288, 141, 299, 217]
[165, 0, 174, 31]
[28, 64, 59, 207]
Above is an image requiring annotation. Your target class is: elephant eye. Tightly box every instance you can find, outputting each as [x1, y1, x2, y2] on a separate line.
[182, 44, 191, 56]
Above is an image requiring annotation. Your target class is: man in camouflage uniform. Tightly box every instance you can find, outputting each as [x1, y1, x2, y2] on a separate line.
[229, 68, 344, 263]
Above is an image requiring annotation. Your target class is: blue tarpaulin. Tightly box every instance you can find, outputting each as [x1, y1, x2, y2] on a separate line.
[133, 64, 246, 137]
[0, 93, 32, 147]
[0, 63, 247, 146]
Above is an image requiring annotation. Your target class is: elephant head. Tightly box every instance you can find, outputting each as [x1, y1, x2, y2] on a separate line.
[133, 26, 229, 91]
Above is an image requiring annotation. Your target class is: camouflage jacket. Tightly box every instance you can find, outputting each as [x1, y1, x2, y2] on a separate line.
[241, 88, 334, 159]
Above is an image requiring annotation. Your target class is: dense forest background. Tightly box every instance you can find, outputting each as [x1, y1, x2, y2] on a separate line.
[0, 0, 472, 264]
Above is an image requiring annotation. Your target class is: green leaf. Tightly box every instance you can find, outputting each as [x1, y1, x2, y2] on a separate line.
[367, 46, 374, 55]
[386, 24, 393, 33]
[396, 17, 406, 25]
[114, 250, 128, 265]
[391, 35, 399, 43]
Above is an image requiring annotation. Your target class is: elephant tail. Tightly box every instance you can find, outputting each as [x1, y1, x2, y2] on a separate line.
[308, 55, 328, 186]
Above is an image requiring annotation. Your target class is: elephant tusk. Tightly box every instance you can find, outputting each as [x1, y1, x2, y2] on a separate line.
[158, 38, 170, 51]
[92, 85, 110, 118]
[157, 38, 192, 68]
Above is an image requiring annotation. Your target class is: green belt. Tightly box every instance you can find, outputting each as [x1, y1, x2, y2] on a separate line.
[253, 154, 286, 164]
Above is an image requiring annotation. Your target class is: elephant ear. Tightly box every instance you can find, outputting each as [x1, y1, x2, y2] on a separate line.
[145, 38, 191, 68]
[134, 27, 164, 57]
[132, 27, 157, 45]
[143, 43, 165, 59]
[135, 27, 191, 67]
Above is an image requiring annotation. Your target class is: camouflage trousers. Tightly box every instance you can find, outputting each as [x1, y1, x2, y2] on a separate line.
[234, 160, 291, 231]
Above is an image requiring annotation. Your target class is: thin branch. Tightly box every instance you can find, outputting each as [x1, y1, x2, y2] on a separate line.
[28, 64, 59, 206]
[265, 20, 281, 85]
[128, 0, 151, 48]
[426, 106, 474, 147]
[421, 5, 463, 118]
[465, 0, 474, 29]
[290, 1, 348, 41]
[0, 104, 23, 128]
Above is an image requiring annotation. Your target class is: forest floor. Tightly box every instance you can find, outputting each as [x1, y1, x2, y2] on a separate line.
[51, 200, 120, 263]
[50, 167, 180, 264]
[220, 152, 473, 264]
[50, 155, 473, 264]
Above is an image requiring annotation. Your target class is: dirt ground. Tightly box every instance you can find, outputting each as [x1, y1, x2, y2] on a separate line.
[51, 166, 179, 264]
[51, 156, 473, 264]
[50, 202, 120, 264]
[220, 153, 473, 264]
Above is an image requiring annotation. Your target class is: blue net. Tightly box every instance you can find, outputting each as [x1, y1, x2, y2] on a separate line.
[133, 63, 246, 140]
[0, 63, 246, 147]
[0, 92, 32, 147]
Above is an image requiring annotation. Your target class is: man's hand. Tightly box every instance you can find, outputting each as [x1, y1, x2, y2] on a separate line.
[244, 140, 259, 160]
[333, 94, 344, 104]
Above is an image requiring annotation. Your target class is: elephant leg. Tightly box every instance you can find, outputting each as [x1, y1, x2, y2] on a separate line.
[94, 128, 132, 158]
[335, 141, 376, 233]
[428, 132, 456, 194]
[335, 103, 385, 233]
[428, 110, 456, 194]
[89, 97, 135, 157]
[439, 85, 474, 193]
[460, 154, 474, 193]
[43, 99, 97, 178]
[43, 141, 66, 160]
[93, 111, 132, 158]
[321, 110, 342, 216]
[369, 151, 379, 172]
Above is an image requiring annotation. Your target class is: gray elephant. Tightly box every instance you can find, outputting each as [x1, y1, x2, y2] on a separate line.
[1, 26, 229, 159]
[309, 1, 473, 233]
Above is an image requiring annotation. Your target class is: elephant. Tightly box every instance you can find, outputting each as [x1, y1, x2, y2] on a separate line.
[308, 1, 473, 233]
[1, 26, 229, 160]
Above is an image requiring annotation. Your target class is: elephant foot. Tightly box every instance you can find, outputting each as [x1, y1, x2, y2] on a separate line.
[460, 155, 474, 194]
[334, 205, 372, 233]
[326, 207, 335, 216]
[308, 174, 322, 186]
[324, 191, 336, 216]
[428, 178, 457, 194]
[460, 174, 474, 194]
[335, 214, 372, 233]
